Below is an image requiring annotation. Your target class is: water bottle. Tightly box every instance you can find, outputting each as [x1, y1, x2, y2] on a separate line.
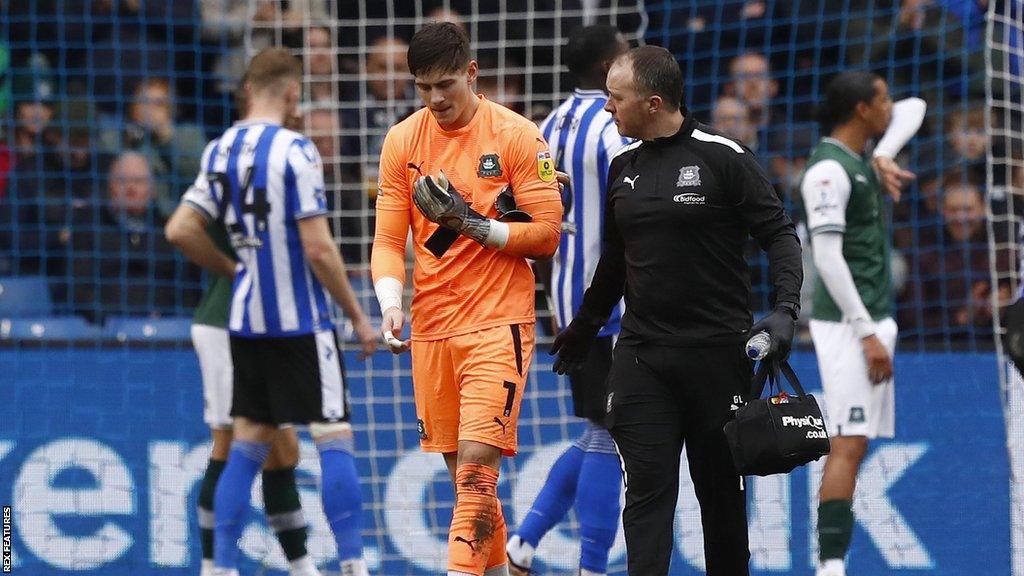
[745, 331, 772, 361]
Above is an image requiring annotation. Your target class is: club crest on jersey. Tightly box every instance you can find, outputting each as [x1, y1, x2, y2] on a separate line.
[537, 150, 555, 182]
[677, 165, 702, 187]
[478, 153, 502, 177]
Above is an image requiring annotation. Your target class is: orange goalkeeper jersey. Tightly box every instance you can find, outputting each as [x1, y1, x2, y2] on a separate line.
[372, 95, 561, 340]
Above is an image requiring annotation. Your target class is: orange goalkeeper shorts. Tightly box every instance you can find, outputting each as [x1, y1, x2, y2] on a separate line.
[410, 323, 534, 456]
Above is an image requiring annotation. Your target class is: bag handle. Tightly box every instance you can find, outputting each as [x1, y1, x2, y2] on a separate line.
[750, 358, 807, 399]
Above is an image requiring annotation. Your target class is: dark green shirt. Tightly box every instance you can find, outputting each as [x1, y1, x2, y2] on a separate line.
[192, 223, 235, 328]
[801, 138, 891, 322]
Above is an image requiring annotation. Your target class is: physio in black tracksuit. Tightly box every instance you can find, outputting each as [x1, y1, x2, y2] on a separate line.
[551, 46, 803, 575]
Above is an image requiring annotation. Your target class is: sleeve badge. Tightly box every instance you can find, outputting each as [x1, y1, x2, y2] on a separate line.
[537, 150, 555, 182]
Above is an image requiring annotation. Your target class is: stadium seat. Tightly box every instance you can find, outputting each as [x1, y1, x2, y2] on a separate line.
[103, 317, 193, 343]
[0, 316, 102, 341]
[0, 276, 54, 318]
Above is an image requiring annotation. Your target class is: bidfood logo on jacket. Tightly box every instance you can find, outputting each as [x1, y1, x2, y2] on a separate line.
[673, 192, 706, 205]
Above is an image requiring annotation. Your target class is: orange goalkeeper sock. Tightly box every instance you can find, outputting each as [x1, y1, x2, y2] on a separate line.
[484, 498, 508, 573]
[448, 463, 500, 575]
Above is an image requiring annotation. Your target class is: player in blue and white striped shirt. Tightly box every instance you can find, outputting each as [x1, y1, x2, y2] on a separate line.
[166, 47, 376, 576]
[505, 25, 630, 576]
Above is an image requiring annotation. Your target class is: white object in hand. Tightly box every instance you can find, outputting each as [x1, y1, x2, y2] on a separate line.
[383, 330, 405, 350]
[745, 331, 772, 361]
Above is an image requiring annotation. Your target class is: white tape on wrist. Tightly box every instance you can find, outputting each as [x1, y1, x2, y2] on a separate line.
[851, 316, 877, 339]
[374, 276, 403, 313]
[485, 219, 509, 249]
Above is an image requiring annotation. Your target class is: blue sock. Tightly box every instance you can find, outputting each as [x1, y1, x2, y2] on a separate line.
[515, 444, 585, 547]
[213, 440, 270, 569]
[576, 450, 622, 574]
[317, 436, 364, 562]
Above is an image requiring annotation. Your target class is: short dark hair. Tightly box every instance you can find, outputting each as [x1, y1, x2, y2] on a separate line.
[564, 24, 622, 80]
[245, 47, 302, 93]
[408, 22, 471, 77]
[816, 70, 881, 130]
[624, 46, 683, 111]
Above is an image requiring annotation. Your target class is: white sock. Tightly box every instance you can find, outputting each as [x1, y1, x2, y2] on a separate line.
[817, 558, 846, 576]
[289, 555, 321, 576]
[212, 569, 239, 576]
[339, 557, 370, 576]
[580, 570, 605, 576]
[505, 535, 535, 569]
[200, 559, 216, 576]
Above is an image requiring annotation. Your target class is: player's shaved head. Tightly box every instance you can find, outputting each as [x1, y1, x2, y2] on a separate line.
[408, 22, 471, 77]
[617, 46, 683, 111]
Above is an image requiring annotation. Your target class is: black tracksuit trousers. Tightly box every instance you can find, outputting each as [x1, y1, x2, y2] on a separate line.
[606, 343, 753, 575]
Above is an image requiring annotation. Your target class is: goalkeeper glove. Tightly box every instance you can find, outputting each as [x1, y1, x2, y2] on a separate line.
[413, 170, 492, 245]
[749, 303, 798, 360]
[550, 312, 604, 375]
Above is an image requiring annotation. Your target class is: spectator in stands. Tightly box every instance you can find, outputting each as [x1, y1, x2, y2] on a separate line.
[306, 25, 337, 103]
[900, 178, 1012, 340]
[365, 37, 414, 107]
[726, 52, 778, 128]
[342, 36, 415, 208]
[845, 0, 988, 112]
[200, 0, 322, 126]
[3, 98, 104, 284]
[308, 107, 369, 265]
[68, 151, 185, 322]
[947, 102, 988, 167]
[11, 99, 53, 163]
[0, 98, 59, 275]
[907, 101, 990, 243]
[60, 0, 195, 116]
[103, 78, 207, 217]
[711, 95, 757, 150]
[44, 99, 108, 229]
[476, 52, 525, 115]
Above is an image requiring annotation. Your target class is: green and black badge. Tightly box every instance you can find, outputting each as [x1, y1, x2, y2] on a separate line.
[478, 153, 502, 177]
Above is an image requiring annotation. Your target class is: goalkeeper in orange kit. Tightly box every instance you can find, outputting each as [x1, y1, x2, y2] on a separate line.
[370, 22, 562, 576]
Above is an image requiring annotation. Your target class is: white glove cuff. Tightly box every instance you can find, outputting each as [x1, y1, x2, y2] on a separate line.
[374, 276, 403, 313]
[485, 219, 509, 249]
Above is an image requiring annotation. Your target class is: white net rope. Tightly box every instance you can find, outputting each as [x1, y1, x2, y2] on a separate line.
[986, 2, 1024, 574]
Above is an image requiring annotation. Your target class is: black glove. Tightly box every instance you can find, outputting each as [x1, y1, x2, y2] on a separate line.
[495, 185, 532, 222]
[550, 313, 604, 375]
[1003, 297, 1024, 370]
[749, 305, 798, 360]
[412, 171, 491, 244]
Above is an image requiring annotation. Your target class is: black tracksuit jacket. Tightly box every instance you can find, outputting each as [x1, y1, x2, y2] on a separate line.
[576, 114, 803, 345]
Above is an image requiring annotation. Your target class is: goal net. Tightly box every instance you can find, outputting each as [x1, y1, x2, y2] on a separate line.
[986, 1, 1024, 574]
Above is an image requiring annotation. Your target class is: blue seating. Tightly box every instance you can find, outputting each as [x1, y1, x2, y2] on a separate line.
[0, 277, 53, 318]
[103, 317, 193, 342]
[0, 316, 102, 341]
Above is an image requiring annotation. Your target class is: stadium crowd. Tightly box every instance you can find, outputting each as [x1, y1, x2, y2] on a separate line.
[0, 0, 1020, 348]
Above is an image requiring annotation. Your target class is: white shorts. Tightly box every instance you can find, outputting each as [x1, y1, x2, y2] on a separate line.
[808, 317, 898, 439]
[191, 324, 234, 429]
